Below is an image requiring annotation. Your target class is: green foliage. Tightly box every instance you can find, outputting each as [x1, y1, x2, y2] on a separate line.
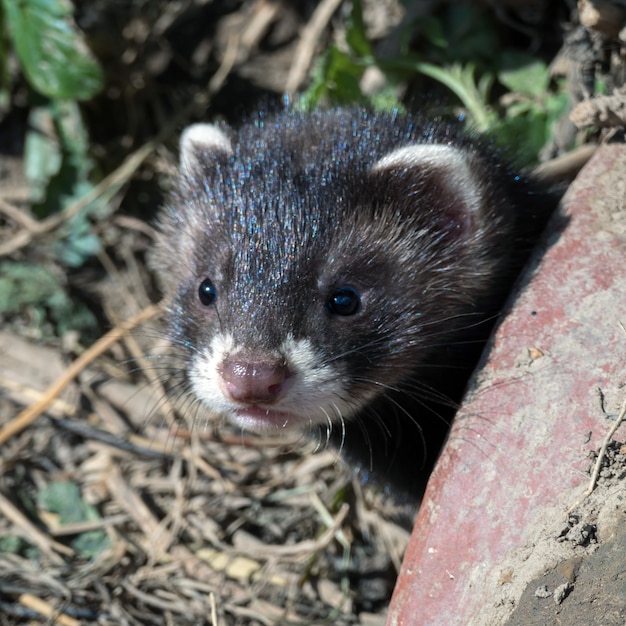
[0, 480, 110, 559]
[0, 534, 24, 554]
[498, 51, 551, 97]
[492, 52, 570, 163]
[300, 45, 365, 108]
[298, 0, 372, 109]
[302, 3, 569, 165]
[0, 261, 98, 338]
[37, 481, 110, 558]
[0, 0, 103, 100]
[0, 7, 9, 116]
[25, 99, 107, 266]
[1, 0, 106, 265]
[0, 0, 107, 334]
[26, 101, 94, 211]
[431, 5, 500, 67]
[0, 1, 107, 339]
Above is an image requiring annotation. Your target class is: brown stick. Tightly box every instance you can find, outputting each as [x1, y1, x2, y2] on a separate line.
[0, 304, 161, 444]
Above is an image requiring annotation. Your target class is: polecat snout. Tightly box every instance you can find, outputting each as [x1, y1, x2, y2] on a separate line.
[152, 108, 560, 506]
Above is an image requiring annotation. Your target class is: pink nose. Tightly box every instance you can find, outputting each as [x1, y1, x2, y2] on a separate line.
[220, 358, 290, 404]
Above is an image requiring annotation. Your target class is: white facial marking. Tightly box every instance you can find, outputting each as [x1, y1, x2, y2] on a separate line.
[278, 335, 348, 421]
[188, 332, 370, 432]
[189, 333, 237, 415]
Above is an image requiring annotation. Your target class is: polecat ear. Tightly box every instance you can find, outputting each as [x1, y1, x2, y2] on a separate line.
[180, 123, 233, 173]
[371, 144, 484, 237]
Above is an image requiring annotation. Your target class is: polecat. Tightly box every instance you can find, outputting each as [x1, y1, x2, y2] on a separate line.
[152, 108, 560, 510]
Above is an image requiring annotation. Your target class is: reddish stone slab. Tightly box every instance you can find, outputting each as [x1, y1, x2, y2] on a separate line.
[387, 142, 626, 625]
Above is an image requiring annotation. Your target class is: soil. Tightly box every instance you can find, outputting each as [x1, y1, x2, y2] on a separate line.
[506, 443, 626, 626]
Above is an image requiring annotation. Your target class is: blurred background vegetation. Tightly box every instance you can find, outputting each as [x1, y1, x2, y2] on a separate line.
[1, 0, 610, 346]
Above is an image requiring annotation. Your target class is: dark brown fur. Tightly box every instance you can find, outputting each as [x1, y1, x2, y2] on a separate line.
[153, 108, 561, 512]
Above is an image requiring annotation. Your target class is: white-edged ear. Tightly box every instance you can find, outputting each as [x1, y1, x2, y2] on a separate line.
[180, 123, 233, 172]
[372, 144, 482, 221]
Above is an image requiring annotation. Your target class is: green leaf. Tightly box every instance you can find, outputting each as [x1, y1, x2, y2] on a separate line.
[369, 85, 404, 112]
[439, 5, 499, 66]
[345, 0, 372, 58]
[37, 481, 110, 558]
[498, 51, 549, 98]
[0, 534, 25, 554]
[53, 214, 102, 267]
[71, 530, 110, 559]
[325, 47, 365, 101]
[0, 261, 63, 314]
[490, 107, 551, 165]
[415, 16, 447, 49]
[24, 100, 105, 268]
[38, 481, 88, 525]
[24, 105, 63, 206]
[381, 57, 495, 131]
[544, 89, 569, 123]
[594, 77, 608, 96]
[1, 0, 104, 100]
[25, 101, 95, 215]
[300, 45, 365, 108]
[0, 7, 10, 114]
[0, 260, 98, 338]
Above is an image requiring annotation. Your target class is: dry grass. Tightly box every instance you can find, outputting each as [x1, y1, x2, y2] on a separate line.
[0, 305, 408, 625]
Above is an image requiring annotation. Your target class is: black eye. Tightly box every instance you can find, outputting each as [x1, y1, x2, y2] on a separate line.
[327, 286, 361, 316]
[198, 278, 217, 306]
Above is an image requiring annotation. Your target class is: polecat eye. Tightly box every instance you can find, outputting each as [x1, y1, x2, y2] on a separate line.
[198, 278, 217, 306]
[327, 286, 361, 316]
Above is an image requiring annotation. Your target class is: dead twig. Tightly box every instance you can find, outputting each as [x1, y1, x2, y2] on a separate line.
[584, 321, 626, 496]
[0, 491, 74, 565]
[104, 300, 178, 427]
[235, 502, 349, 559]
[209, 591, 219, 626]
[0, 141, 158, 257]
[0, 304, 161, 444]
[47, 513, 130, 537]
[0, 199, 41, 231]
[586, 395, 626, 495]
[285, 0, 344, 96]
[105, 462, 177, 557]
[568, 394, 626, 515]
[18, 594, 80, 626]
[533, 143, 597, 181]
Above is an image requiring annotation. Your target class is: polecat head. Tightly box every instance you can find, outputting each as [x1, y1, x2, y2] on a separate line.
[153, 109, 523, 437]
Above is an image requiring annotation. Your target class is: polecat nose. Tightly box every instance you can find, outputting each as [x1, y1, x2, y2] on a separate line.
[220, 357, 291, 405]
